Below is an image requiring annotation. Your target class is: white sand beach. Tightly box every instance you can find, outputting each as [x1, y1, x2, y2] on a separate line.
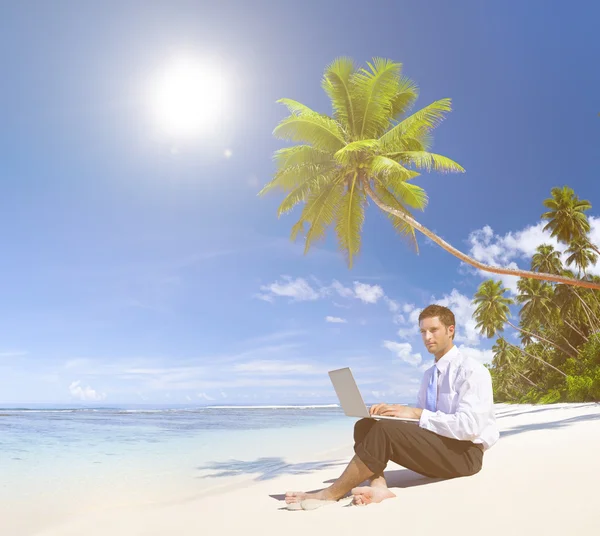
[12, 402, 600, 536]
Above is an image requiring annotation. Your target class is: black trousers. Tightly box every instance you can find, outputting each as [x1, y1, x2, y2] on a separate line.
[353, 418, 483, 479]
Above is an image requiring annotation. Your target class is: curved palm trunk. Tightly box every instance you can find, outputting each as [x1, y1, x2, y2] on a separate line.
[514, 370, 542, 390]
[506, 341, 567, 377]
[506, 320, 576, 359]
[500, 365, 541, 391]
[569, 287, 600, 332]
[563, 316, 589, 342]
[362, 180, 600, 290]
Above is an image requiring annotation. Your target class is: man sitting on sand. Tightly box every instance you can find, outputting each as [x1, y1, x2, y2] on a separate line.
[286, 304, 500, 509]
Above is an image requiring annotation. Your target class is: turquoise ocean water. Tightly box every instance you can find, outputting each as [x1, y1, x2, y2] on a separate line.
[1, 405, 361, 519]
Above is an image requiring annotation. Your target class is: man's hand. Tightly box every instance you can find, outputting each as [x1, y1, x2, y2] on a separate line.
[369, 403, 422, 419]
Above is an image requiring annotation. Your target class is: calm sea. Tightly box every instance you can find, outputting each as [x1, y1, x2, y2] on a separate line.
[0, 404, 366, 517]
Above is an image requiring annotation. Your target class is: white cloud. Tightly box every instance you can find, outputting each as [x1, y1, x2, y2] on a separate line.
[393, 314, 406, 324]
[435, 289, 481, 346]
[69, 380, 106, 402]
[394, 307, 422, 339]
[197, 392, 215, 401]
[402, 303, 416, 314]
[330, 280, 355, 299]
[457, 345, 494, 366]
[353, 282, 384, 304]
[325, 316, 347, 324]
[384, 297, 399, 312]
[463, 219, 600, 291]
[382, 341, 422, 366]
[258, 277, 386, 306]
[257, 276, 320, 302]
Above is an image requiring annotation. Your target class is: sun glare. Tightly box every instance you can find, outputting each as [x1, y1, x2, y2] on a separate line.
[149, 56, 226, 138]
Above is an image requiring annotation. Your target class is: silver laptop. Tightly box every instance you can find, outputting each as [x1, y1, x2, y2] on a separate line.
[328, 367, 419, 422]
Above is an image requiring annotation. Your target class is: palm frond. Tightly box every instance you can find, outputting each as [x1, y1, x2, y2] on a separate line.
[258, 162, 335, 196]
[322, 57, 357, 137]
[334, 139, 380, 165]
[275, 171, 334, 216]
[369, 155, 419, 180]
[372, 183, 418, 253]
[389, 76, 419, 119]
[300, 174, 346, 253]
[352, 58, 402, 139]
[377, 172, 428, 210]
[276, 98, 320, 116]
[274, 101, 346, 152]
[272, 145, 333, 171]
[399, 151, 465, 173]
[290, 220, 305, 242]
[335, 174, 365, 267]
[379, 99, 452, 151]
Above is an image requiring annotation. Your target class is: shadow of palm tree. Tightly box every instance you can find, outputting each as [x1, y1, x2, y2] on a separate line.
[495, 404, 597, 419]
[500, 412, 600, 438]
[196, 457, 348, 482]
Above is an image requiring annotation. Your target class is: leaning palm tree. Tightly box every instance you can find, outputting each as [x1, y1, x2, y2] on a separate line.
[472, 280, 567, 376]
[515, 277, 578, 356]
[541, 186, 600, 256]
[492, 337, 541, 392]
[260, 57, 600, 290]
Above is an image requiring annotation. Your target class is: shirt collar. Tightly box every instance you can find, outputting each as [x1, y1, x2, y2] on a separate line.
[433, 344, 459, 374]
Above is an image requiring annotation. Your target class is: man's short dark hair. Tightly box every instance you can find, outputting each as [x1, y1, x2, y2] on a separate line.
[418, 305, 456, 341]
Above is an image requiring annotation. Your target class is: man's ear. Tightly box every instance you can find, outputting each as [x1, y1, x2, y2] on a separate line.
[448, 325, 455, 337]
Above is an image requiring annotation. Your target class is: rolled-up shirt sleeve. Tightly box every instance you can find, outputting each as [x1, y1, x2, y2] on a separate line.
[419, 365, 494, 442]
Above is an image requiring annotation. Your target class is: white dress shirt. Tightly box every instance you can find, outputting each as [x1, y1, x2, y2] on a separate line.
[417, 345, 500, 451]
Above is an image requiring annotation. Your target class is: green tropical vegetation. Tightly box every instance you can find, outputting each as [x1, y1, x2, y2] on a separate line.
[260, 56, 600, 290]
[473, 186, 600, 402]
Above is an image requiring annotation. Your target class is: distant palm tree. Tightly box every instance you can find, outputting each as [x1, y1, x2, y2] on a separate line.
[541, 186, 600, 256]
[473, 280, 567, 376]
[531, 244, 563, 275]
[261, 57, 600, 290]
[565, 239, 598, 277]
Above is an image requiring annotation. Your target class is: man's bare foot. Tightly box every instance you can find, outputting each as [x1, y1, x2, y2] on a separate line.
[351, 486, 396, 506]
[285, 490, 330, 504]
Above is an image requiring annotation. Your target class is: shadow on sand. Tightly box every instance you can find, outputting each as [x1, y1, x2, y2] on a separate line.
[197, 410, 600, 507]
[500, 411, 600, 438]
[196, 457, 348, 482]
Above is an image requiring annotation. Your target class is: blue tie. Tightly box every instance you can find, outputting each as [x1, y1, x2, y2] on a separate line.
[426, 365, 438, 412]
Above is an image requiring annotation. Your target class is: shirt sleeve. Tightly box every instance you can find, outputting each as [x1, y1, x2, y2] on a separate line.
[419, 364, 493, 442]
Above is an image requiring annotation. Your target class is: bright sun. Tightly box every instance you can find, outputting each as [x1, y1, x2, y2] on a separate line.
[149, 56, 226, 138]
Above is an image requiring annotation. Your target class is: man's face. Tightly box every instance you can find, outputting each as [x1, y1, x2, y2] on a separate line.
[419, 316, 454, 356]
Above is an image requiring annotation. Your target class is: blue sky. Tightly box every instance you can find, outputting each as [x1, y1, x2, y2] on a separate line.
[1, 1, 599, 405]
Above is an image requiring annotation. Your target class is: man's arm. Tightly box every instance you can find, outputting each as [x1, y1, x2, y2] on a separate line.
[419, 365, 493, 441]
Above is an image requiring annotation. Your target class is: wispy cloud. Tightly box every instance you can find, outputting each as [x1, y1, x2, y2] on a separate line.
[325, 316, 347, 324]
[382, 341, 422, 366]
[232, 360, 325, 375]
[257, 277, 388, 306]
[256, 276, 320, 302]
